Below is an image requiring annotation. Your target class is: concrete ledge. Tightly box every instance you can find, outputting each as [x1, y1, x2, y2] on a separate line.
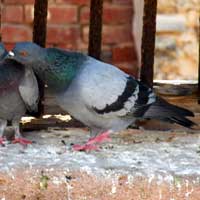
[0, 128, 200, 199]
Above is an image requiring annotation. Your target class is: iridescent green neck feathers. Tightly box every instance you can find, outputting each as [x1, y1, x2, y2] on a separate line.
[42, 48, 86, 93]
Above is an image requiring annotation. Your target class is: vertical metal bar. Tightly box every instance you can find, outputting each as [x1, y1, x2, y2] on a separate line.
[140, 0, 157, 88]
[198, 17, 200, 94]
[0, 0, 2, 42]
[198, 17, 200, 103]
[33, 0, 48, 47]
[33, 0, 48, 116]
[88, 0, 103, 59]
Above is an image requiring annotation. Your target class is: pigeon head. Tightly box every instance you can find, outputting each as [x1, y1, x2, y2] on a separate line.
[0, 43, 7, 60]
[7, 42, 44, 66]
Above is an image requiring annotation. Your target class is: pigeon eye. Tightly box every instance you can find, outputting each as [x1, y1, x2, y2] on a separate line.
[19, 51, 28, 57]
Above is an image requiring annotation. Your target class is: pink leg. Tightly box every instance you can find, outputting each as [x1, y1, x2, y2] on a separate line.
[72, 130, 112, 151]
[73, 144, 100, 151]
[87, 130, 112, 145]
[12, 120, 32, 146]
[12, 137, 32, 146]
[0, 119, 7, 146]
[0, 137, 5, 146]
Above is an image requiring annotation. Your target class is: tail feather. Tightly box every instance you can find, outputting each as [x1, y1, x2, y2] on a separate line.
[143, 97, 196, 128]
[155, 98, 194, 117]
[169, 116, 195, 128]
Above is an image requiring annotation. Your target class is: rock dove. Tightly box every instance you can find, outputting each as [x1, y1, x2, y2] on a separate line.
[0, 43, 7, 60]
[0, 43, 39, 145]
[7, 42, 195, 150]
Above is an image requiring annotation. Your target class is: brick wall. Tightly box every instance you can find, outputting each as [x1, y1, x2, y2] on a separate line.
[1, 0, 138, 77]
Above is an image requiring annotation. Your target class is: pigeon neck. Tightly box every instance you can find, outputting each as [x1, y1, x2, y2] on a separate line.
[41, 48, 85, 93]
[0, 50, 8, 61]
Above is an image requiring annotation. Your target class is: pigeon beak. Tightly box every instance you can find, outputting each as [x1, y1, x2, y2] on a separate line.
[8, 51, 15, 57]
[5, 51, 15, 60]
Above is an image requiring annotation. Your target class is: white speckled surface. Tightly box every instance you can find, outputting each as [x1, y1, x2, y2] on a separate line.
[1, 128, 200, 184]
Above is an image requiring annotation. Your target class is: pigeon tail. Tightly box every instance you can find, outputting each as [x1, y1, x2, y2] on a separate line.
[143, 98, 196, 128]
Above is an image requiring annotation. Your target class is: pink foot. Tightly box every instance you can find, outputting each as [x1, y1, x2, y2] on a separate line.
[0, 137, 5, 146]
[12, 137, 32, 146]
[72, 130, 112, 151]
[87, 130, 112, 145]
[73, 144, 100, 151]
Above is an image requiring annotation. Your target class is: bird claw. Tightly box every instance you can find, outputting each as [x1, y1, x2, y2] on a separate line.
[0, 137, 6, 146]
[72, 144, 100, 151]
[12, 137, 32, 146]
[87, 130, 112, 145]
[72, 130, 112, 152]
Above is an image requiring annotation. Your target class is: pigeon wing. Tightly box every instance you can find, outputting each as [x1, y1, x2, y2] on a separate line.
[19, 67, 39, 113]
[78, 59, 156, 118]
[0, 60, 23, 93]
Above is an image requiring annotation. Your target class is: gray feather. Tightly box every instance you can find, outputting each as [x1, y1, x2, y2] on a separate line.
[19, 67, 39, 113]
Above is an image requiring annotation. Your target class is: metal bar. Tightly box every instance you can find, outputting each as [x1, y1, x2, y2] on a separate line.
[0, 0, 2, 42]
[33, 0, 48, 47]
[32, 0, 48, 116]
[198, 17, 200, 91]
[88, 0, 103, 59]
[198, 17, 200, 103]
[140, 0, 157, 88]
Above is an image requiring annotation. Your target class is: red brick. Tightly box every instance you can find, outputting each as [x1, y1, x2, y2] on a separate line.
[48, 36, 87, 51]
[55, 43, 79, 51]
[4, 0, 34, 4]
[102, 25, 133, 44]
[3, 43, 15, 51]
[2, 5, 23, 23]
[25, 5, 78, 24]
[114, 62, 139, 77]
[47, 26, 80, 47]
[48, 6, 78, 24]
[76, 42, 89, 51]
[55, 0, 90, 5]
[83, 25, 133, 45]
[112, 45, 137, 62]
[80, 7, 89, 24]
[104, 5, 133, 24]
[24, 5, 34, 23]
[81, 5, 133, 24]
[2, 24, 32, 42]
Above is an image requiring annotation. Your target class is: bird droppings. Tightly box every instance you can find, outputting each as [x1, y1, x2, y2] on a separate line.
[0, 128, 200, 199]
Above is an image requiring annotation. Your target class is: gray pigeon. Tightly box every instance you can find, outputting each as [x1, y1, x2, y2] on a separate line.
[7, 42, 195, 150]
[0, 43, 39, 145]
[0, 43, 7, 60]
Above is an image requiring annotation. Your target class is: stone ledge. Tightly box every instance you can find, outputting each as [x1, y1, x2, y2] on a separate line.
[0, 128, 200, 199]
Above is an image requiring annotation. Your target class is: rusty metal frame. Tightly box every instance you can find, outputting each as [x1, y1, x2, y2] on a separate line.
[88, 0, 103, 59]
[140, 0, 158, 87]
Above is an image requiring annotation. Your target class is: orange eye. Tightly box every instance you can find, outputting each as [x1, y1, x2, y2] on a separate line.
[19, 51, 28, 57]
